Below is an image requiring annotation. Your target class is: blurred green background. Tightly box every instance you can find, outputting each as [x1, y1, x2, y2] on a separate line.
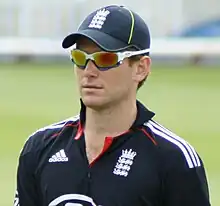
[0, 63, 219, 206]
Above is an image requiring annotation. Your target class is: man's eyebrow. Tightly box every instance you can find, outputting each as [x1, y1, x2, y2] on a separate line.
[75, 45, 103, 54]
[75, 41, 87, 49]
[75, 45, 88, 52]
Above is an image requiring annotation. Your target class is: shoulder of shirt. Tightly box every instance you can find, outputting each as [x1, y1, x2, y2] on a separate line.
[20, 115, 80, 156]
[142, 119, 202, 169]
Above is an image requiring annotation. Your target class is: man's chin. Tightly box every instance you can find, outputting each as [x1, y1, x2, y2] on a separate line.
[81, 97, 109, 110]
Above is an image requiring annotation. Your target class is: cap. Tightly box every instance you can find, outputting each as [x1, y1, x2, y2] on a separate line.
[62, 5, 151, 53]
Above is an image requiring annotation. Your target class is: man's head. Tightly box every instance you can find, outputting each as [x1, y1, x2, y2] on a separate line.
[62, 5, 151, 109]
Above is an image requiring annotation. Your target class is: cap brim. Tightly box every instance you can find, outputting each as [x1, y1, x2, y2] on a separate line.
[62, 29, 130, 51]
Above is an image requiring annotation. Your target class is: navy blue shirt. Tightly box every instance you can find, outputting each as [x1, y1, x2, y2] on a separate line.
[14, 100, 211, 206]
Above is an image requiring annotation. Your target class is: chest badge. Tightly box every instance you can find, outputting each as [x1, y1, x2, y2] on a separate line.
[113, 149, 137, 177]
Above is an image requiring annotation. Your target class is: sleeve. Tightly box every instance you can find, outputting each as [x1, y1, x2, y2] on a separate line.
[162, 151, 211, 206]
[14, 137, 41, 206]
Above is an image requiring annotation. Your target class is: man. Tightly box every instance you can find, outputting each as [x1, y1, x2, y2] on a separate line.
[14, 5, 211, 206]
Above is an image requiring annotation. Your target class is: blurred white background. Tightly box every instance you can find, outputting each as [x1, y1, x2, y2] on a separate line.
[0, 0, 220, 37]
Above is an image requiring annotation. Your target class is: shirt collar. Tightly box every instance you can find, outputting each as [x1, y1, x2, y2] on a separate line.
[79, 99, 155, 129]
[131, 100, 155, 128]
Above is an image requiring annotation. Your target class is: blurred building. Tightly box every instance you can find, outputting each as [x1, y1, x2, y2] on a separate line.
[1, 0, 220, 38]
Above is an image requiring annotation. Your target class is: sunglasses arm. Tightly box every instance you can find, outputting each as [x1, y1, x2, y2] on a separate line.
[117, 48, 150, 62]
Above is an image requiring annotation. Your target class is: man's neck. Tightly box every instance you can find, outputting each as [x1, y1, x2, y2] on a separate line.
[84, 98, 137, 149]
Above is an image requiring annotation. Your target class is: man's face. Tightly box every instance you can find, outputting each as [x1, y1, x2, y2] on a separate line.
[74, 37, 150, 110]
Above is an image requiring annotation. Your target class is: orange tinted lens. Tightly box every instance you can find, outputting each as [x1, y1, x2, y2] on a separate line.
[94, 52, 118, 67]
[71, 50, 86, 66]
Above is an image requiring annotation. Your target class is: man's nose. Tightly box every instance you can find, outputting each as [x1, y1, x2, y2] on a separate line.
[84, 60, 99, 77]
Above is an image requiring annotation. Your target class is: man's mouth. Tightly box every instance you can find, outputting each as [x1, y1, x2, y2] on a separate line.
[82, 85, 103, 89]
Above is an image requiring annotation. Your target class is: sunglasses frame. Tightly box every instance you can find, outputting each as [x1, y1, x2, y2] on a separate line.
[70, 48, 150, 71]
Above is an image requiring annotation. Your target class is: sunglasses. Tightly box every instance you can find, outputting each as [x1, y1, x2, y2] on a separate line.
[70, 48, 150, 71]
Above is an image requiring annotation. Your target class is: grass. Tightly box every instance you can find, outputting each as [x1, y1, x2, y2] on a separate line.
[0, 62, 219, 206]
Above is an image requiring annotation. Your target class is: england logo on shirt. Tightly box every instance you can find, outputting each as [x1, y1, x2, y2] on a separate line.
[113, 149, 137, 177]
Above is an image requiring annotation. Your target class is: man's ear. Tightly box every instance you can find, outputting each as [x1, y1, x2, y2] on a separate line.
[133, 56, 151, 83]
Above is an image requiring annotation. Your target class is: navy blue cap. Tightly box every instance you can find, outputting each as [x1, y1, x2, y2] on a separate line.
[62, 5, 151, 52]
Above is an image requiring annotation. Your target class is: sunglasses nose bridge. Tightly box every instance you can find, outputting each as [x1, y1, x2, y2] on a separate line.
[85, 53, 100, 69]
[84, 59, 100, 74]
[86, 53, 95, 61]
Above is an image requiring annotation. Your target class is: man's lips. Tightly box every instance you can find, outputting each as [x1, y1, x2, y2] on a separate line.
[82, 85, 103, 89]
